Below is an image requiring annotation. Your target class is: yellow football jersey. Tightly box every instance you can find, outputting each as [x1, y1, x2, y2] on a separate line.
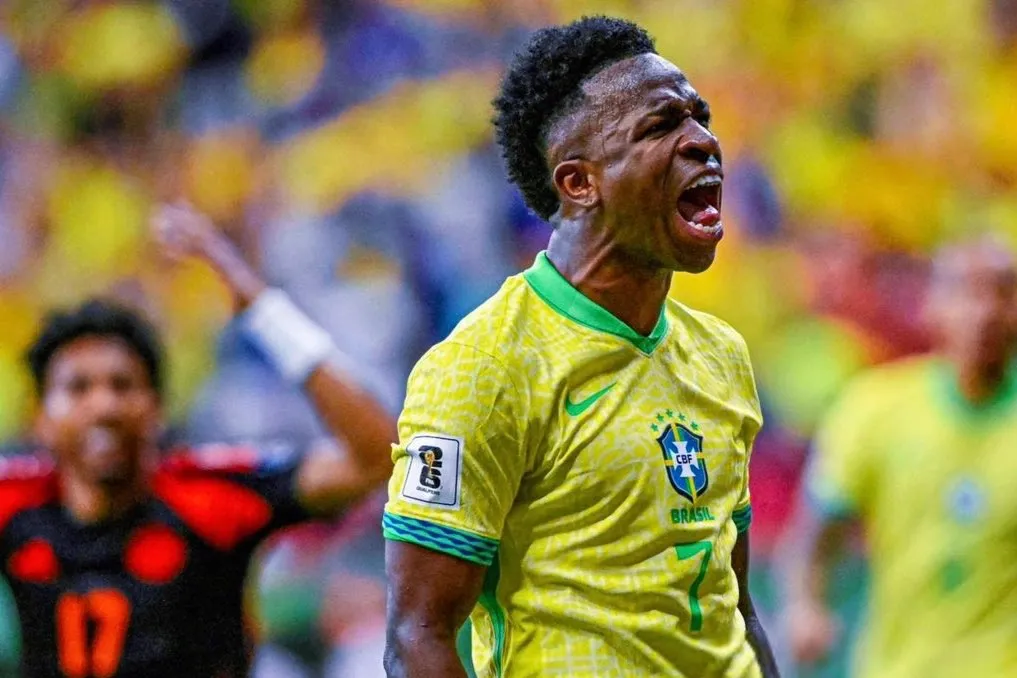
[384, 252, 763, 677]
[809, 356, 1017, 678]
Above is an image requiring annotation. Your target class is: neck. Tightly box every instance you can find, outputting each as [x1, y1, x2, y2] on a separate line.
[546, 224, 671, 336]
[61, 472, 148, 524]
[952, 355, 1011, 405]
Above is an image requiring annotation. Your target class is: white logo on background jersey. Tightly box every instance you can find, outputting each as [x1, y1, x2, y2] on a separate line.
[400, 434, 463, 509]
[947, 477, 985, 524]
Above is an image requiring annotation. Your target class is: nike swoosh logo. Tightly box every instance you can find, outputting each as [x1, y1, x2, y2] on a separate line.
[565, 383, 616, 417]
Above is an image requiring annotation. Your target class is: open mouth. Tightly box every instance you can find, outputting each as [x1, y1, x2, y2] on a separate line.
[84, 427, 124, 457]
[677, 174, 722, 232]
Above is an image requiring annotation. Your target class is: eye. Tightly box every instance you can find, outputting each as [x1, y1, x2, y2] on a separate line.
[642, 118, 674, 139]
[694, 103, 712, 128]
[66, 376, 90, 397]
[111, 374, 134, 394]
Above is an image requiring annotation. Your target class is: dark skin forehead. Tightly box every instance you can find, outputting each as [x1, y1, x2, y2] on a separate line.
[583, 53, 696, 112]
[44, 336, 155, 397]
[547, 53, 703, 159]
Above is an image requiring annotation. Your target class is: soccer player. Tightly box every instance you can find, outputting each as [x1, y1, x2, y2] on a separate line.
[0, 203, 395, 678]
[383, 17, 780, 678]
[786, 238, 1017, 677]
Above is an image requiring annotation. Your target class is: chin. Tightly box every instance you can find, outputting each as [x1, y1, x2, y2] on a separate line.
[662, 218, 721, 274]
[82, 452, 140, 487]
[684, 253, 717, 274]
[671, 246, 717, 274]
[92, 467, 138, 487]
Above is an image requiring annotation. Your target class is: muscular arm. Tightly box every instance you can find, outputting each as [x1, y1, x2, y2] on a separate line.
[152, 203, 396, 516]
[733, 531, 781, 678]
[384, 541, 484, 678]
[294, 363, 397, 515]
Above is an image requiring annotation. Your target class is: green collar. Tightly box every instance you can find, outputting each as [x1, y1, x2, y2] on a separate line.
[522, 251, 668, 354]
[932, 359, 1017, 419]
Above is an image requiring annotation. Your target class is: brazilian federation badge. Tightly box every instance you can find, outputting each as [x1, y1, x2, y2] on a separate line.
[654, 411, 708, 503]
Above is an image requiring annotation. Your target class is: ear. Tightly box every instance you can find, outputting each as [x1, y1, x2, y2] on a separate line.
[552, 159, 600, 211]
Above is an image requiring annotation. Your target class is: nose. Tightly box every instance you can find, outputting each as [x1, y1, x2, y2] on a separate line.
[678, 120, 722, 166]
[86, 385, 126, 423]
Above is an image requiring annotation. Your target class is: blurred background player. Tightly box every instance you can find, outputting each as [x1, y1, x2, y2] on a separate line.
[0, 203, 394, 678]
[384, 17, 779, 678]
[785, 237, 1017, 677]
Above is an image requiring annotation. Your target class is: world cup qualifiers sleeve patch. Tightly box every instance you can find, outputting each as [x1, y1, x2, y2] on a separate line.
[400, 434, 463, 509]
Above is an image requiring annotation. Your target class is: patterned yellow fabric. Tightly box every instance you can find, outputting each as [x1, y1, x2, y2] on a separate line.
[385, 252, 763, 677]
[809, 357, 1017, 678]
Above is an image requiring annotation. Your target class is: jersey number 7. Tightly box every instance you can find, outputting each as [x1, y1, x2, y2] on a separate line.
[57, 589, 131, 678]
[674, 540, 712, 633]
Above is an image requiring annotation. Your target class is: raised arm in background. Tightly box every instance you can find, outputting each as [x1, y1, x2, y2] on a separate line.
[152, 202, 397, 516]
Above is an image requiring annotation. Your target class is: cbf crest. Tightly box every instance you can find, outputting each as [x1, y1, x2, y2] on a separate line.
[652, 410, 708, 503]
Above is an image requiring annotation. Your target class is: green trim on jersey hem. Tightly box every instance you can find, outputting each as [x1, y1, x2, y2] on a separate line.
[931, 359, 1017, 419]
[382, 513, 498, 566]
[732, 505, 753, 533]
[477, 552, 506, 677]
[523, 251, 668, 354]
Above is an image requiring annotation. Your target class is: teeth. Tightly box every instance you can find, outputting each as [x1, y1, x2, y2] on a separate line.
[689, 175, 722, 189]
[690, 220, 721, 231]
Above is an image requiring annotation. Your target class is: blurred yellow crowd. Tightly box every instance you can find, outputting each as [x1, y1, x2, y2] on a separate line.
[0, 0, 1014, 447]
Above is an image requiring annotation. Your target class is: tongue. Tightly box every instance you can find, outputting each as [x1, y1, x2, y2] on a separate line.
[690, 205, 720, 227]
[678, 195, 720, 227]
[678, 185, 721, 226]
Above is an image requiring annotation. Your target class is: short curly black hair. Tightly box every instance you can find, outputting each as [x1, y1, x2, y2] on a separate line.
[493, 16, 657, 221]
[26, 298, 165, 398]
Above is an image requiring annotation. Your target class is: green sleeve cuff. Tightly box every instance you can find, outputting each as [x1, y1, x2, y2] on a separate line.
[732, 504, 752, 533]
[383, 512, 499, 566]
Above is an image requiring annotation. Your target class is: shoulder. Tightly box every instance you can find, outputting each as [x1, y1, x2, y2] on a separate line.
[669, 300, 751, 358]
[155, 444, 297, 551]
[816, 357, 934, 446]
[667, 301, 760, 422]
[442, 274, 533, 358]
[411, 274, 533, 391]
[158, 442, 298, 478]
[0, 454, 58, 532]
[835, 355, 933, 411]
[668, 300, 756, 392]
[0, 453, 55, 482]
[160, 444, 259, 476]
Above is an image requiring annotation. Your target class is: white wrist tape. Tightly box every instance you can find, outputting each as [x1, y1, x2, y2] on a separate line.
[244, 289, 335, 384]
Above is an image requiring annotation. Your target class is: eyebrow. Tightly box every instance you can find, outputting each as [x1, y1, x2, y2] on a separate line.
[693, 98, 711, 119]
[644, 95, 710, 118]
